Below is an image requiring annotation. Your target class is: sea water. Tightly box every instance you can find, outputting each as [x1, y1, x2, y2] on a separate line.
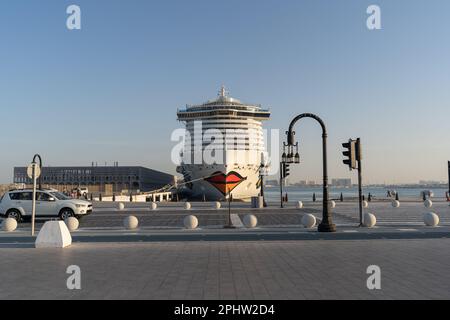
[264, 186, 448, 202]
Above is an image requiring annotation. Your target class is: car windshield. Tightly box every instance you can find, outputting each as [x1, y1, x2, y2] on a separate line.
[50, 192, 71, 200]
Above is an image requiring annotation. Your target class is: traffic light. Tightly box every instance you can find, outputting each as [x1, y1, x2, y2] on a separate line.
[282, 163, 290, 178]
[342, 139, 357, 170]
[355, 138, 362, 162]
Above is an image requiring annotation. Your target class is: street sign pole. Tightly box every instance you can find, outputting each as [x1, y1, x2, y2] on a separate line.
[447, 161, 450, 201]
[342, 138, 363, 226]
[356, 138, 363, 226]
[27, 163, 38, 236]
[224, 191, 235, 229]
[27, 162, 41, 237]
[280, 162, 284, 208]
[358, 159, 363, 226]
[26, 154, 43, 236]
[228, 191, 231, 227]
[448, 160, 450, 193]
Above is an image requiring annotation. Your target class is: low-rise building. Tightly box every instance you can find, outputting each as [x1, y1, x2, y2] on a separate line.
[13, 165, 175, 195]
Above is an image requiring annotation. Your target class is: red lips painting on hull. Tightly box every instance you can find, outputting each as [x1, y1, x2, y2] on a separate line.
[204, 171, 247, 195]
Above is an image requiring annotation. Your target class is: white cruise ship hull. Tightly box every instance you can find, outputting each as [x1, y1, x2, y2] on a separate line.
[176, 87, 270, 202]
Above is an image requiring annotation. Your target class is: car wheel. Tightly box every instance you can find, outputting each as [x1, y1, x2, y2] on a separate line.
[6, 209, 22, 222]
[59, 208, 74, 220]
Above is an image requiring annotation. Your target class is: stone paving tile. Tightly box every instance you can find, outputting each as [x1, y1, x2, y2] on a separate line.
[1, 239, 449, 300]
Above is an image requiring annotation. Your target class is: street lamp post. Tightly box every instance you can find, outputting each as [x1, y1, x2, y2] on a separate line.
[285, 113, 336, 232]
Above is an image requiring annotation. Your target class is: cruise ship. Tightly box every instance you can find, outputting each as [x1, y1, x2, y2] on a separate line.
[176, 87, 271, 201]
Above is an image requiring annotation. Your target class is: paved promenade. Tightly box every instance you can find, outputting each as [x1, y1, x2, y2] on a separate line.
[1, 239, 449, 300]
[0, 201, 449, 300]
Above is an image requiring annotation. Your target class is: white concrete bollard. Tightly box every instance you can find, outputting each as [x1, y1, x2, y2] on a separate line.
[363, 213, 377, 228]
[423, 212, 439, 227]
[123, 216, 139, 230]
[362, 200, 369, 208]
[35, 221, 72, 248]
[392, 200, 400, 208]
[296, 201, 304, 209]
[243, 214, 258, 228]
[184, 202, 192, 210]
[2, 218, 18, 232]
[150, 202, 158, 210]
[424, 199, 433, 209]
[330, 200, 336, 208]
[183, 215, 199, 229]
[214, 202, 221, 209]
[117, 202, 125, 211]
[301, 214, 316, 228]
[64, 217, 79, 231]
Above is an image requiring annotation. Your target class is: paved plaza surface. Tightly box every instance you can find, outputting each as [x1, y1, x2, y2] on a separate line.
[1, 201, 449, 300]
[0, 239, 449, 300]
[1, 201, 449, 243]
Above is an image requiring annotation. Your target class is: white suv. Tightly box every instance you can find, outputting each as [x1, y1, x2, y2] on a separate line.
[0, 189, 92, 222]
[76, 187, 89, 197]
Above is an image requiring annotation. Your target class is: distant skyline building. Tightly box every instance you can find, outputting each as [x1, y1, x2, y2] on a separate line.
[331, 179, 352, 187]
[419, 180, 445, 185]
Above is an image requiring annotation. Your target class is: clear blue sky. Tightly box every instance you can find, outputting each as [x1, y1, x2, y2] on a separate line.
[0, 0, 449, 184]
